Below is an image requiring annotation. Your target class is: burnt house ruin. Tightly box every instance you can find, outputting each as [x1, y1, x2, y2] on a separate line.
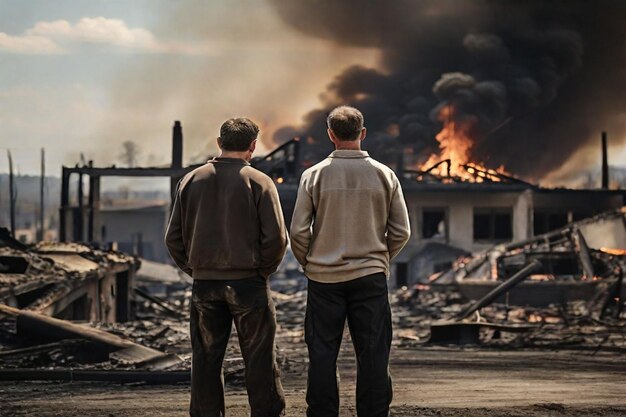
[57, 123, 625, 288]
[0, 228, 139, 323]
[254, 135, 626, 287]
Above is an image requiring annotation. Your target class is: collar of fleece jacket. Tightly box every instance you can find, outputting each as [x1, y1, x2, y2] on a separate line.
[329, 150, 370, 159]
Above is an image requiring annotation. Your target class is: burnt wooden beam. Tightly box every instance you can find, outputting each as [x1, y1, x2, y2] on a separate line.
[601, 131, 609, 189]
[38, 148, 45, 241]
[0, 304, 173, 366]
[87, 175, 100, 242]
[62, 166, 196, 177]
[0, 369, 190, 384]
[7, 150, 15, 237]
[457, 259, 543, 320]
[574, 228, 595, 280]
[59, 167, 71, 242]
[134, 287, 185, 318]
[171, 121, 183, 169]
[76, 173, 84, 241]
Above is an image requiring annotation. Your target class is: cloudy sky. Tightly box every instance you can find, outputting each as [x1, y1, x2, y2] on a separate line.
[0, 0, 378, 175]
[1, 1, 625, 180]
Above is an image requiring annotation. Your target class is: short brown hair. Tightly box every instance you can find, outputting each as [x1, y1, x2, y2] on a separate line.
[326, 106, 364, 141]
[219, 118, 259, 151]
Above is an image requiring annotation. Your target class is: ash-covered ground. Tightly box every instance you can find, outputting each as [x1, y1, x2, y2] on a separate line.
[2, 270, 626, 416]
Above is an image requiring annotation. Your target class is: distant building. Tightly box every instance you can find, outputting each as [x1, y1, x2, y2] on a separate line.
[100, 201, 170, 263]
[12, 227, 57, 244]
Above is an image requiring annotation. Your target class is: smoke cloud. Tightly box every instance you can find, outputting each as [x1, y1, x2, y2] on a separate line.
[268, 0, 626, 181]
[94, 1, 379, 166]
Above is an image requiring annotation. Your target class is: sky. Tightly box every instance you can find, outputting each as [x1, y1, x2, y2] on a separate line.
[0, 0, 379, 175]
[1, 1, 625, 179]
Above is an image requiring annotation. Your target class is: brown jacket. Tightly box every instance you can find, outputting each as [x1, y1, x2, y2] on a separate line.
[290, 150, 411, 283]
[165, 157, 287, 280]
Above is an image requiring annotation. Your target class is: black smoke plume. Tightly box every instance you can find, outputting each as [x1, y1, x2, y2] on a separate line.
[268, 0, 626, 181]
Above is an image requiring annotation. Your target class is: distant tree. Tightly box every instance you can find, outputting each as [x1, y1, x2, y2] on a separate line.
[119, 141, 141, 167]
[117, 185, 131, 200]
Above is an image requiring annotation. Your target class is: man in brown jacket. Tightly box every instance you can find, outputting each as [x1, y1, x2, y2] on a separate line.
[165, 118, 287, 417]
[290, 106, 411, 417]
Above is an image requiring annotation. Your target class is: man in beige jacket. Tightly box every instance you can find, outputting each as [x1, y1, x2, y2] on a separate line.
[290, 106, 411, 417]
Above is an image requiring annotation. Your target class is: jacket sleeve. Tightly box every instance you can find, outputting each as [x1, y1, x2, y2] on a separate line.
[258, 181, 288, 278]
[387, 176, 411, 260]
[289, 175, 314, 266]
[165, 184, 192, 275]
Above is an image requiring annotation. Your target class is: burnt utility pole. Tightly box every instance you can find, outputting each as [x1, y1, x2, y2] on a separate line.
[170, 121, 183, 205]
[172, 121, 183, 169]
[37, 148, 45, 241]
[87, 160, 100, 243]
[7, 150, 16, 237]
[601, 131, 609, 189]
[77, 172, 84, 241]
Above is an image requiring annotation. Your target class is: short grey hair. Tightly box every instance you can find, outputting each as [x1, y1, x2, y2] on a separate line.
[326, 106, 364, 141]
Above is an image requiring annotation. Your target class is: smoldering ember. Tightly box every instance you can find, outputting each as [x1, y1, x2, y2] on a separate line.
[2, 2, 626, 417]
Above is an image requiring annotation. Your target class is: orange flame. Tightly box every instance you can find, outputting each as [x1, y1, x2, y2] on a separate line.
[600, 247, 626, 256]
[417, 104, 508, 181]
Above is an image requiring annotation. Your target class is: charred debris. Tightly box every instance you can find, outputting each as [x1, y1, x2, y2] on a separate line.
[0, 228, 138, 322]
[0, 231, 193, 381]
[411, 208, 626, 346]
[1, 208, 626, 385]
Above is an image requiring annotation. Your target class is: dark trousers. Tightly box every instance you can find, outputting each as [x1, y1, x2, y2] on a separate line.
[305, 272, 393, 417]
[190, 277, 285, 417]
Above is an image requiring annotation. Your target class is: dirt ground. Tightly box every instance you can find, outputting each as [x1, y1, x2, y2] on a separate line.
[2, 348, 626, 417]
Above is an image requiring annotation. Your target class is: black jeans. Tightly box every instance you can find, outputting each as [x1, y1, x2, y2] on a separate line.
[190, 277, 285, 417]
[305, 273, 393, 417]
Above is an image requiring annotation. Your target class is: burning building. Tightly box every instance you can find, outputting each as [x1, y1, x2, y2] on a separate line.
[57, 121, 625, 289]
[267, 1, 626, 183]
[253, 0, 626, 284]
[51, 2, 626, 293]
[254, 133, 625, 287]
[55, 2, 626, 272]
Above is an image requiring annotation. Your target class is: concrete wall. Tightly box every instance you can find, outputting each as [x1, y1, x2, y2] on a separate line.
[405, 190, 532, 253]
[579, 214, 626, 249]
[100, 206, 169, 262]
[532, 192, 622, 213]
[403, 188, 623, 255]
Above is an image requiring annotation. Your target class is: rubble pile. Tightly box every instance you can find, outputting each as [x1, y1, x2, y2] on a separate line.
[0, 340, 87, 369]
[1, 209, 625, 384]
[0, 228, 139, 323]
[392, 284, 626, 350]
[2, 265, 626, 383]
[414, 208, 626, 347]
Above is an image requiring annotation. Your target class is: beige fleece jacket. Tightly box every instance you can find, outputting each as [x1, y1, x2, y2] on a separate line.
[290, 150, 411, 283]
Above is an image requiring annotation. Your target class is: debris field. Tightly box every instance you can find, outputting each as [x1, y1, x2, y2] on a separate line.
[1, 210, 625, 416]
